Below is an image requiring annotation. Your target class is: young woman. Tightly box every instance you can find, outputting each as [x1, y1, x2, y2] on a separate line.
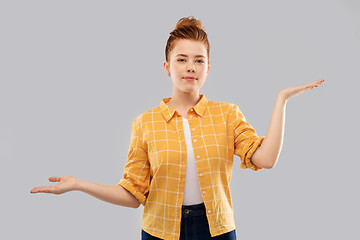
[30, 16, 325, 240]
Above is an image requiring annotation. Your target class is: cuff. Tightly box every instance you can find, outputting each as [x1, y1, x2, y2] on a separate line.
[240, 136, 265, 171]
[117, 179, 147, 206]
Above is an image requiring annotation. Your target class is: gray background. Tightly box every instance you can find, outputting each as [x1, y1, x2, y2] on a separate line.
[1, 0, 359, 239]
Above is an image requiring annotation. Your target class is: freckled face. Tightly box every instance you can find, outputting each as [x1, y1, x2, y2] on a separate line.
[163, 39, 210, 94]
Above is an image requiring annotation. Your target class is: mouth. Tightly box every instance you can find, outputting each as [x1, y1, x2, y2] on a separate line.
[183, 77, 197, 81]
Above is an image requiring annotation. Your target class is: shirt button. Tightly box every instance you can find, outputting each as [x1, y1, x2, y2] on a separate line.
[202, 191, 206, 194]
[197, 155, 200, 159]
[190, 109, 193, 111]
[192, 128, 195, 131]
[193, 139, 197, 142]
[199, 173, 203, 176]
[208, 210, 211, 213]
[190, 115, 193, 118]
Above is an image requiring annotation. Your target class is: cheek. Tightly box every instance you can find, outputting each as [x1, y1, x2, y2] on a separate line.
[170, 66, 181, 76]
[199, 70, 208, 77]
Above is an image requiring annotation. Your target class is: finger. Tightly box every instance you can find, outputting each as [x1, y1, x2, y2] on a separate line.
[312, 79, 324, 86]
[304, 83, 316, 90]
[315, 79, 325, 86]
[30, 186, 44, 193]
[30, 186, 56, 194]
[49, 176, 61, 182]
[306, 79, 324, 89]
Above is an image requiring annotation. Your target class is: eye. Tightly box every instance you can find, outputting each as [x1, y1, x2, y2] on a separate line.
[177, 59, 204, 63]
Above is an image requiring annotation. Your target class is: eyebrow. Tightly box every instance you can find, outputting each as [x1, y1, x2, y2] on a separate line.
[175, 54, 206, 58]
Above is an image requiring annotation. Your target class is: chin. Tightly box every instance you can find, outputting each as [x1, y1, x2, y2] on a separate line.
[182, 89, 198, 94]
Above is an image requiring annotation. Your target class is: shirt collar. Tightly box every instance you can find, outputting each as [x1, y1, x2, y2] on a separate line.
[159, 94, 208, 122]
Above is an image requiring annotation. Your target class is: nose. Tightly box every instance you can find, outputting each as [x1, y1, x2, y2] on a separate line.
[187, 61, 196, 72]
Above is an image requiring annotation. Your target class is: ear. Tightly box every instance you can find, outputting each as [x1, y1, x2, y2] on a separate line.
[163, 61, 170, 77]
[207, 64, 210, 74]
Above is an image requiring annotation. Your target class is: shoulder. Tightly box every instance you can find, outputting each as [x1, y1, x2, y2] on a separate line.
[207, 100, 246, 123]
[130, 105, 162, 130]
[132, 108, 155, 123]
[207, 100, 238, 113]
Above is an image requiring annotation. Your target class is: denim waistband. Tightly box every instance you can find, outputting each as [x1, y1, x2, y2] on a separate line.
[182, 202, 206, 217]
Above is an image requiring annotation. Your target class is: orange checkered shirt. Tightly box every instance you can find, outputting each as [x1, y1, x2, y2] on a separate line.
[117, 94, 265, 239]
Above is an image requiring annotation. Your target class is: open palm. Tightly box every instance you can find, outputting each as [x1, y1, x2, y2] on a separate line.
[280, 79, 325, 101]
[30, 175, 78, 194]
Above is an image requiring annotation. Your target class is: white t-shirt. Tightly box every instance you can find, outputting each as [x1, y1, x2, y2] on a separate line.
[182, 117, 204, 206]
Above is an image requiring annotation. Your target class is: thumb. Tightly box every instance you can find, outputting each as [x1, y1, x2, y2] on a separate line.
[49, 176, 61, 182]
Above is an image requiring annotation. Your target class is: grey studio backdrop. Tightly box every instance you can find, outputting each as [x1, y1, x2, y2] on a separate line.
[1, 0, 359, 239]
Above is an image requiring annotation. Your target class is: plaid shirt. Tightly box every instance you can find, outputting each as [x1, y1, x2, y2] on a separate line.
[117, 94, 264, 239]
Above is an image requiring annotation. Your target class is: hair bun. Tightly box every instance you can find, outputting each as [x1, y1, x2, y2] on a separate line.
[175, 16, 205, 31]
[165, 16, 210, 64]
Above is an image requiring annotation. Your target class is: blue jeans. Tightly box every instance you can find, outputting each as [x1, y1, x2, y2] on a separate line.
[141, 202, 236, 239]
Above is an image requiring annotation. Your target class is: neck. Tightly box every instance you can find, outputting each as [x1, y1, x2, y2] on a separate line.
[168, 91, 201, 110]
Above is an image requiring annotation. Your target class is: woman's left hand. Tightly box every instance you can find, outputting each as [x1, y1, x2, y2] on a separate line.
[279, 79, 325, 101]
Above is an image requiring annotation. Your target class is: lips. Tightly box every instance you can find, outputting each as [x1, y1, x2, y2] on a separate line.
[183, 77, 197, 81]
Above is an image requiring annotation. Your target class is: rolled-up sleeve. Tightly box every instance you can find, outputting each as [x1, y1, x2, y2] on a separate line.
[231, 104, 265, 171]
[117, 116, 150, 206]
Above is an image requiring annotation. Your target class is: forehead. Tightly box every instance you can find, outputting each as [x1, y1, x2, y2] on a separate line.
[171, 39, 207, 58]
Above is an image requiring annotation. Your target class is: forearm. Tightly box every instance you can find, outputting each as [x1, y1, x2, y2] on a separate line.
[75, 179, 140, 208]
[251, 93, 287, 168]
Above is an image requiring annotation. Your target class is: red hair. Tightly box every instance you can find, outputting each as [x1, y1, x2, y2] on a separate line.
[165, 16, 210, 65]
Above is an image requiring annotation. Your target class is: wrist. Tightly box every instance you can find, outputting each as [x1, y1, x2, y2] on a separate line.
[73, 178, 84, 191]
[277, 92, 288, 104]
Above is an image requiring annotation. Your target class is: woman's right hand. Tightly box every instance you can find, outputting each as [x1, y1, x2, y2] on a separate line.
[30, 175, 79, 194]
